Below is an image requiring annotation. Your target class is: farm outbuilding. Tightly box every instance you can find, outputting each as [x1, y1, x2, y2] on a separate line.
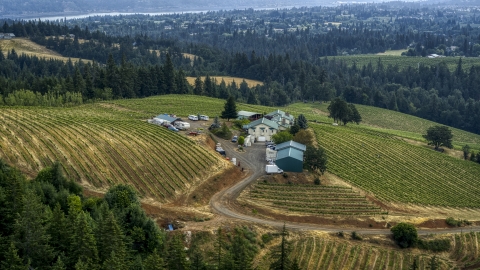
[156, 114, 181, 124]
[237, 110, 263, 121]
[275, 141, 306, 172]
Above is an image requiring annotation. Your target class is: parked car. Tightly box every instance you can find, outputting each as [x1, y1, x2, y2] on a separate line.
[188, 115, 199, 121]
[231, 135, 238, 142]
[200, 115, 209, 121]
[168, 126, 179, 132]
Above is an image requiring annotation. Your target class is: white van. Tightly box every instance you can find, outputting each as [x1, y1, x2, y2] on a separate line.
[174, 121, 191, 130]
[200, 115, 209, 121]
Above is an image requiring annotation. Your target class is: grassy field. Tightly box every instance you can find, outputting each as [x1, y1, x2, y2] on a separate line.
[0, 104, 223, 201]
[186, 76, 263, 87]
[0, 38, 91, 63]
[326, 54, 480, 72]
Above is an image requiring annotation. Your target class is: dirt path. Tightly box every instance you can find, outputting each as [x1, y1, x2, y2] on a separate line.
[209, 140, 480, 235]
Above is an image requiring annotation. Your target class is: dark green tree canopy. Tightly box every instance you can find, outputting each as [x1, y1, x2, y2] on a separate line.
[221, 96, 238, 121]
[422, 126, 453, 150]
[297, 114, 308, 129]
[391, 223, 418, 248]
[272, 131, 294, 144]
[303, 146, 328, 174]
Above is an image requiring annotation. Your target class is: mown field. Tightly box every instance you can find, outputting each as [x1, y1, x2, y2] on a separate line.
[0, 104, 223, 201]
[285, 233, 479, 270]
[327, 54, 480, 72]
[244, 182, 386, 216]
[0, 38, 91, 63]
[311, 123, 480, 207]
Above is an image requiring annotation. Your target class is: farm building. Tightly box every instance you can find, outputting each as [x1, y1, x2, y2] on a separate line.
[265, 110, 295, 130]
[155, 114, 181, 124]
[242, 118, 279, 142]
[0, 33, 15, 39]
[237, 110, 263, 121]
[275, 141, 306, 172]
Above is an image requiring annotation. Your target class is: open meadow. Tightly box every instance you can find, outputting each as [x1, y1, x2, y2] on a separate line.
[186, 76, 263, 88]
[0, 38, 91, 63]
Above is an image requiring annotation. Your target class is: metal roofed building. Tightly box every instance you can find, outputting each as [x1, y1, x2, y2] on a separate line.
[237, 110, 263, 121]
[275, 140, 306, 172]
[243, 117, 279, 142]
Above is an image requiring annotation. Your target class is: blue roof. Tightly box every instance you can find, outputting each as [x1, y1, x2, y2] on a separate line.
[275, 140, 306, 152]
[156, 114, 178, 122]
[243, 117, 279, 130]
[276, 147, 304, 162]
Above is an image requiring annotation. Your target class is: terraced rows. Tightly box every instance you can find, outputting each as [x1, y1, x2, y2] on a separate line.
[0, 105, 221, 201]
[291, 235, 452, 270]
[311, 123, 480, 207]
[246, 182, 386, 216]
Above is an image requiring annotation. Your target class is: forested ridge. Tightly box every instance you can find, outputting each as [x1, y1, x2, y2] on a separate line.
[1, 2, 480, 134]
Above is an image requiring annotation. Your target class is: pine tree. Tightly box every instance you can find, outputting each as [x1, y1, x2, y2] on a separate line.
[164, 53, 176, 94]
[166, 234, 189, 270]
[1, 242, 25, 270]
[270, 224, 292, 270]
[193, 76, 204, 96]
[96, 211, 127, 266]
[143, 249, 165, 270]
[14, 190, 54, 268]
[48, 203, 69, 253]
[69, 212, 99, 268]
[214, 227, 224, 269]
[297, 114, 308, 129]
[102, 251, 127, 270]
[221, 96, 238, 121]
[74, 259, 89, 270]
[0, 162, 25, 237]
[52, 256, 66, 270]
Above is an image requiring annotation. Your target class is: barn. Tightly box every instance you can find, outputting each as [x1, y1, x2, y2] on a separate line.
[275, 141, 306, 172]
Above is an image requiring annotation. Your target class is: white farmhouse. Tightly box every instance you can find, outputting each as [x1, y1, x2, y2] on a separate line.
[243, 118, 279, 142]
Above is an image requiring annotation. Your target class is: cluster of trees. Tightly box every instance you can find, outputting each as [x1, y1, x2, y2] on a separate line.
[327, 98, 362, 125]
[0, 160, 305, 270]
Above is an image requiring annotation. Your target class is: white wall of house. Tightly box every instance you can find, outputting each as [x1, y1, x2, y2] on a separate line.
[247, 124, 278, 141]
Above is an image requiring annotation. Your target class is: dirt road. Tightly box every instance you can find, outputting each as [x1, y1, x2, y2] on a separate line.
[209, 140, 480, 235]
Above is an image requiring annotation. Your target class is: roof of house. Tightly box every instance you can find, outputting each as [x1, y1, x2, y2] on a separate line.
[156, 114, 179, 122]
[243, 117, 279, 130]
[238, 110, 260, 117]
[266, 109, 294, 121]
[276, 147, 304, 162]
[275, 140, 307, 151]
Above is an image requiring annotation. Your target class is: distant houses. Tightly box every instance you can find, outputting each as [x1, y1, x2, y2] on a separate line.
[0, 33, 15, 39]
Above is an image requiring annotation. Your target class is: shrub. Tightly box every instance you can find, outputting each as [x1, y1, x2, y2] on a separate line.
[391, 223, 418, 248]
[261, 233, 274, 244]
[314, 178, 321, 185]
[445, 217, 470, 227]
[351, 231, 362, 240]
[417, 239, 451, 252]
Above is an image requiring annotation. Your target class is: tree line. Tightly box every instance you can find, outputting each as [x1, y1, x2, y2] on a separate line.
[0, 160, 303, 270]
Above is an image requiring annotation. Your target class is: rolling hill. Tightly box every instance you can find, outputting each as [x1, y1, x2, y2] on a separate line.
[0, 103, 224, 201]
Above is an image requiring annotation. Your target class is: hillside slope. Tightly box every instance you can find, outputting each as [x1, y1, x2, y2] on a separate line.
[0, 103, 224, 201]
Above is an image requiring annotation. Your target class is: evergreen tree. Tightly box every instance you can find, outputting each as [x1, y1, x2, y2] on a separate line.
[103, 251, 127, 270]
[297, 114, 308, 129]
[462, 144, 471, 160]
[166, 234, 189, 270]
[48, 203, 69, 253]
[69, 212, 99, 268]
[214, 227, 224, 269]
[143, 249, 165, 270]
[164, 53, 176, 94]
[74, 259, 89, 270]
[221, 96, 238, 121]
[96, 211, 127, 265]
[14, 189, 54, 268]
[0, 162, 25, 237]
[1, 242, 26, 270]
[193, 76, 204, 96]
[52, 256, 67, 270]
[270, 224, 291, 270]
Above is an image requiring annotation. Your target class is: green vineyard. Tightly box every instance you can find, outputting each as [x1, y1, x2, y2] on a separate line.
[312, 123, 480, 207]
[0, 104, 222, 201]
[290, 235, 453, 270]
[246, 182, 386, 216]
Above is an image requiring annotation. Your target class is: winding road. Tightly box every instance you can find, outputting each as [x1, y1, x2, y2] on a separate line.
[209, 140, 480, 235]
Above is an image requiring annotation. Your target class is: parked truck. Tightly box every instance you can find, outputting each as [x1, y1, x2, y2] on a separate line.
[265, 164, 283, 174]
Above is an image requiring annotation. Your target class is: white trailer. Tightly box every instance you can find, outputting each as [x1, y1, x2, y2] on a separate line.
[265, 164, 283, 174]
[174, 121, 191, 130]
[266, 148, 277, 161]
